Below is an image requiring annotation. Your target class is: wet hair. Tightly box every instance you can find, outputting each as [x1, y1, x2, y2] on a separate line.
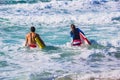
[31, 26, 35, 32]
[71, 24, 76, 29]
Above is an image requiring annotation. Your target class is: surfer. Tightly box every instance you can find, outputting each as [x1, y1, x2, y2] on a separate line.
[25, 26, 45, 48]
[70, 24, 85, 46]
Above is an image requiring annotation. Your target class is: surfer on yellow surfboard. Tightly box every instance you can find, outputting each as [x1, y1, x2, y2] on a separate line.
[25, 26, 45, 49]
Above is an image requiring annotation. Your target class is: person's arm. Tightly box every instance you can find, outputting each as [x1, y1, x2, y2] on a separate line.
[70, 31, 73, 38]
[25, 35, 28, 46]
[78, 28, 85, 35]
[78, 28, 91, 45]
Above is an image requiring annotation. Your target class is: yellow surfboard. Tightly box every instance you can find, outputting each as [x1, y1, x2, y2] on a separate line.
[35, 37, 45, 49]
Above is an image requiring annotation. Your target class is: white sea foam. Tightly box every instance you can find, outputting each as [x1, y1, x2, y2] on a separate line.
[0, 0, 120, 26]
[56, 70, 120, 80]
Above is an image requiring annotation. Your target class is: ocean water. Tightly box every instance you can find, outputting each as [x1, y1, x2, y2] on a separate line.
[0, 0, 120, 80]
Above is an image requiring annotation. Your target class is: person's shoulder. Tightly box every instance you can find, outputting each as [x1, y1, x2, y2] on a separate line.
[35, 33, 39, 35]
[76, 27, 80, 29]
[35, 33, 39, 37]
[77, 28, 81, 30]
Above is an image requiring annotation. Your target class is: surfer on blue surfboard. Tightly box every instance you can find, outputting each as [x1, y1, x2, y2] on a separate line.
[70, 24, 91, 46]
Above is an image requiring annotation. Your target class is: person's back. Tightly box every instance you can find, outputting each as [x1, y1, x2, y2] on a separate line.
[26, 32, 37, 45]
[70, 28, 80, 40]
[25, 26, 38, 48]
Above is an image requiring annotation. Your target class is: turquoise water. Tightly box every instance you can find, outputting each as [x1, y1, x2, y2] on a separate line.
[0, 0, 120, 80]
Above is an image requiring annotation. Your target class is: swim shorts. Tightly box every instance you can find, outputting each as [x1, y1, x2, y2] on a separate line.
[72, 39, 81, 46]
[29, 44, 37, 48]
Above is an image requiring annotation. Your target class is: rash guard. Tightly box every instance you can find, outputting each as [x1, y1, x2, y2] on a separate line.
[70, 28, 85, 40]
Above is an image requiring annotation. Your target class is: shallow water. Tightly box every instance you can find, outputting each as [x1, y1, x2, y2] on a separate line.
[0, 0, 120, 80]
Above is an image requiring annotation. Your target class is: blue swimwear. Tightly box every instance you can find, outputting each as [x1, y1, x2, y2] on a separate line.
[70, 28, 85, 40]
